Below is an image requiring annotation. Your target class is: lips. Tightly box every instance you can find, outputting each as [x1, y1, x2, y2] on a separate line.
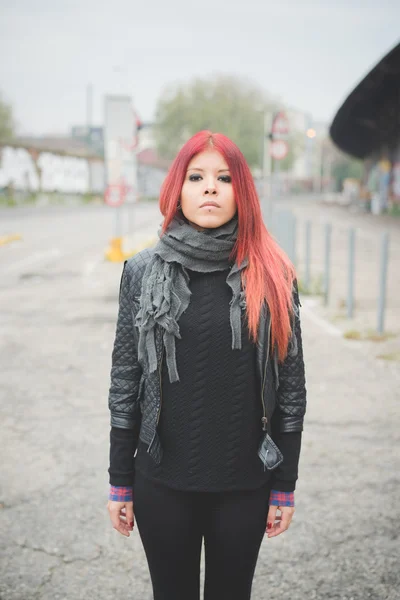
[200, 201, 220, 208]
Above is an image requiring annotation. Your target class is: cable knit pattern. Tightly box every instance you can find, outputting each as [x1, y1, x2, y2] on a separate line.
[186, 272, 213, 487]
[135, 268, 273, 491]
[224, 313, 250, 486]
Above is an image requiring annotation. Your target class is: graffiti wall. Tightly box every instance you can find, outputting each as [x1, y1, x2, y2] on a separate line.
[0, 146, 105, 194]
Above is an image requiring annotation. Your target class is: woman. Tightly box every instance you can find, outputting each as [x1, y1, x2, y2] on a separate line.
[107, 130, 307, 600]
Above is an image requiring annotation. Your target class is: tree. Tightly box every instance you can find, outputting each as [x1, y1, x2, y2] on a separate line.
[0, 92, 14, 143]
[154, 75, 285, 170]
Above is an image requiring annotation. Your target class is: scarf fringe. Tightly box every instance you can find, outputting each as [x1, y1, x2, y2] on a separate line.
[135, 215, 247, 383]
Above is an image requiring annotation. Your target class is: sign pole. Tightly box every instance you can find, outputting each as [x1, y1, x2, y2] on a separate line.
[103, 95, 137, 261]
[263, 111, 273, 226]
[270, 110, 290, 202]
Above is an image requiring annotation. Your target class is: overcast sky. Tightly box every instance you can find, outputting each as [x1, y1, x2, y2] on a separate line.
[1, 0, 399, 136]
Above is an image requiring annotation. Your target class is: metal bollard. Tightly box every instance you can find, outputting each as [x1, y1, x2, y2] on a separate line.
[324, 223, 332, 306]
[347, 228, 356, 318]
[281, 210, 291, 258]
[377, 232, 390, 335]
[305, 220, 312, 292]
[289, 213, 297, 267]
[115, 205, 123, 238]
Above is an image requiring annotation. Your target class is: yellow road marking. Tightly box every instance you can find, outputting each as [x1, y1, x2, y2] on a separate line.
[0, 234, 22, 246]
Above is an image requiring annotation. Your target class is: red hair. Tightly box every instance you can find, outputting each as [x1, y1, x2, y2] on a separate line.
[159, 130, 296, 362]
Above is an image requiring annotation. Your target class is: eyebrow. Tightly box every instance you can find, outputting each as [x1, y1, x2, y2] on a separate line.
[187, 167, 230, 172]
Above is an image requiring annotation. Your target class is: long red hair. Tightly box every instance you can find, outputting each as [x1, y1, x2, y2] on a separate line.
[159, 130, 296, 362]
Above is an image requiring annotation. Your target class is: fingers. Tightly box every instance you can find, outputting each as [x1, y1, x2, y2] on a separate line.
[267, 506, 294, 538]
[125, 502, 135, 530]
[107, 501, 134, 537]
[266, 505, 277, 534]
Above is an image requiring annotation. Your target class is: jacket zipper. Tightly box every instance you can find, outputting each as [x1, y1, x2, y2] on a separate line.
[261, 317, 272, 432]
[147, 344, 164, 454]
[156, 345, 164, 427]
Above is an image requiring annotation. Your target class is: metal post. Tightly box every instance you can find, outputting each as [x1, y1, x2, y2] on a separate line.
[115, 206, 122, 238]
[377, 232, 389, 334]
[347, 228, 356, 318]
[262, 112, 273, 225]
[86, 84, 93, 192]
[86, 83, 93, 131]
[318, 140, 323, 194]
[305, 220, 311, 292]
[275, 157, 281, 198]
[279, 209, 290, 255]
[324, 223, 332, 306]
[289, 213, 297, 267]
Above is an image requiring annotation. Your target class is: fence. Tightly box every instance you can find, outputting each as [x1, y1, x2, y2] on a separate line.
[266, 203, 398, 336]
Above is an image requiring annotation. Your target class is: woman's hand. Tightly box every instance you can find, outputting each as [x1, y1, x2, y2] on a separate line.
[266, 505, 295, 538]
[107, 501, 134, 537]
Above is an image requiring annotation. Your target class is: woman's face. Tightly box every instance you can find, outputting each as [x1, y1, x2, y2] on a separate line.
[180, 150, 237, 230]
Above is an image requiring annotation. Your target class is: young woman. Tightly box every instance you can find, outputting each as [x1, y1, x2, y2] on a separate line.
[107, 130, 307, 600]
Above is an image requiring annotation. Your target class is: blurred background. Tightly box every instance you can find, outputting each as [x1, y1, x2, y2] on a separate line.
[0, 1, 399, 599]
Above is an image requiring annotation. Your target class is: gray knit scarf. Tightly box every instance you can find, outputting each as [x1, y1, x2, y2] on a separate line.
[135, 213, 248, 383]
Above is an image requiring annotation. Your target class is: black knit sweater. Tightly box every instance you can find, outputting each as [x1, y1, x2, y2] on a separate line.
[109, 268, 301, 492]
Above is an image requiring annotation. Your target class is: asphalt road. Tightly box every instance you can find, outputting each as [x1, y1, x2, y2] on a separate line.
[1, 201, 399, 600]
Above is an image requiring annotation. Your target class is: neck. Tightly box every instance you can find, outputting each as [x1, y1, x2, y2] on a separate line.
[185, 213, 238, 233]
[188, 220, 206, 232]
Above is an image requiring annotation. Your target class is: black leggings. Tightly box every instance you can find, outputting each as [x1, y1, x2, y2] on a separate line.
[133, 471, 272, 600]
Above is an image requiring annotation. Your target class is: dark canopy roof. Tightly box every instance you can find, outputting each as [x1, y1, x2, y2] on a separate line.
[330, 43, 400, 159]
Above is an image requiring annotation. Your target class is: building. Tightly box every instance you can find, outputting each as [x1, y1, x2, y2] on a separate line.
[329, 42, 400, 213]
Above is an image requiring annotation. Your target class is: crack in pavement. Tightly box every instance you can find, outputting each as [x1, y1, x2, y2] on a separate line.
[15, 540, 105, 565]
[11, 542, 106, 600]
[0, 471, 83, 512]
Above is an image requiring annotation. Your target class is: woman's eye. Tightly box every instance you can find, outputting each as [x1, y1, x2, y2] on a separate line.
[188, 174, 231, 183]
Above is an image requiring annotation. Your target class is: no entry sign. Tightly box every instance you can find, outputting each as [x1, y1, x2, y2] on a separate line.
[105, 183, 128, 207]
[270, 139, 289, 160]
[270, 111, 290, 160]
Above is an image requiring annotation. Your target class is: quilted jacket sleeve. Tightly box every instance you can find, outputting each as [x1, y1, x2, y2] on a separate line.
[276, 279, 307, 433]
[108, 260, 142, 432]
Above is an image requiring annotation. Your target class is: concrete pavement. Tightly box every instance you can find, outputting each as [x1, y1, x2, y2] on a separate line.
[0, 201, 399, 599]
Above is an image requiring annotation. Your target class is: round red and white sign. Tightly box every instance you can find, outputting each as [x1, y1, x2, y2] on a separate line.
[104, 183, 127, 207]
[270, 139, 289, 160]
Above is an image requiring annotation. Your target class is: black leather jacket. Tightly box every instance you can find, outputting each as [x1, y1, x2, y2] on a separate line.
[108, 248, 307, 468]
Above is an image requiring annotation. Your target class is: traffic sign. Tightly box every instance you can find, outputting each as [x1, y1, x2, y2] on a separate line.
[105, 183, 127, 207]
[270, 139, 289, 160]
[272, 111, 289, 137]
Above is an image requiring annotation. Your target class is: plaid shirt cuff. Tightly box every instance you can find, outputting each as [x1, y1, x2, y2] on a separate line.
[109, 486, 133, 502]
[269, 489, 295, 507]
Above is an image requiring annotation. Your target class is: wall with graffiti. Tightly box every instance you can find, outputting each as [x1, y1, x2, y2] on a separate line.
[0, 146, 105, 195]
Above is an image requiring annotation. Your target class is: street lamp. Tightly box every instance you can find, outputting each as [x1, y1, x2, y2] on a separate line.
[305, 128, 323, 192]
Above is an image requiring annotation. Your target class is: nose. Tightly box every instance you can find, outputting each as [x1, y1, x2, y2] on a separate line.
[203, 174, 218, 195]
[204, 184, 217, 195]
